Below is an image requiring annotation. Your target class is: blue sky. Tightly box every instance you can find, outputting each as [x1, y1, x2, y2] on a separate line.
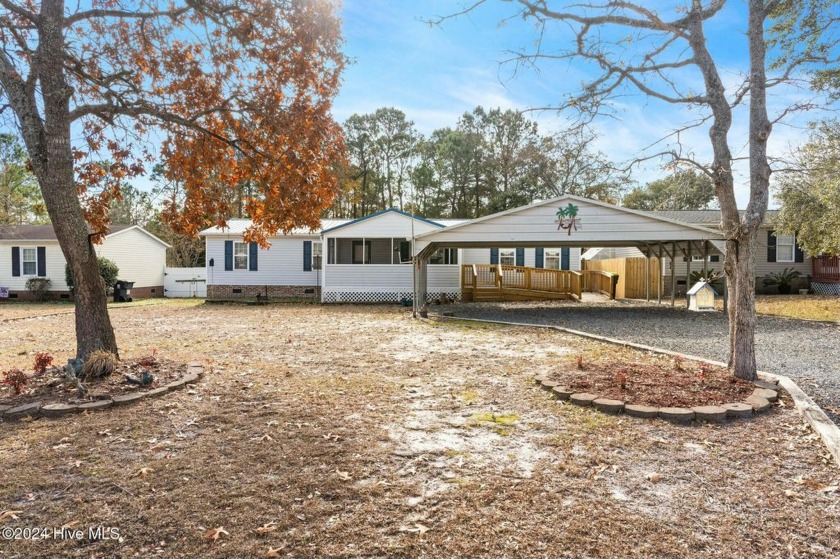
[335, 1, 834, 207]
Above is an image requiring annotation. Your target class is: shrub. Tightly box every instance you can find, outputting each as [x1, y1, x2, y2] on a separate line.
[762, 267, 802, 294]
[139, 348, 158, 369]
[81, 350, 117, 379]
[33, 352, 53, 375]
[2, 368, 28, 395]
[65, 257, 119, 294]
[25, 277, 52, 301]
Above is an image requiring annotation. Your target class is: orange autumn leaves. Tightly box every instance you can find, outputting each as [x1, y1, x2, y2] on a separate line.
[63, 0, 346, 243]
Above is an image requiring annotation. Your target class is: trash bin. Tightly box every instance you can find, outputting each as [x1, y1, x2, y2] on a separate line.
[113, 280, 134, 303]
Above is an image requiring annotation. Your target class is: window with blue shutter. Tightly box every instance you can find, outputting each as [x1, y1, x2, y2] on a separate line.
[561, 248, 570, 270]
[490, 248, 499, 265]
[535, 248, 544, 269]
[303, 241, 312, 271]
[515, 248, 524, 267]
[224, 241, 233, 270]
[249, 242, 258, 271]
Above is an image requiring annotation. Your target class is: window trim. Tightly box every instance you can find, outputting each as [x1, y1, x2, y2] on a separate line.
[312, 241, 322, 270]
[775, 233, 795, 263]
[233, 241, 248, 270]
[498, 248, 516, 266]
[21, 247, 37, 276]
[544, 248, 561, 270]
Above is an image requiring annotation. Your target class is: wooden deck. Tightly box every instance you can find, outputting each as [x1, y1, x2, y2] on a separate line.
[814, 255, 840, 283]
[460, 264, 617, 302]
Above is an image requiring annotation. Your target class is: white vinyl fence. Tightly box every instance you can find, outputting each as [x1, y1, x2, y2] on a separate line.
[164, 267, 207, 298]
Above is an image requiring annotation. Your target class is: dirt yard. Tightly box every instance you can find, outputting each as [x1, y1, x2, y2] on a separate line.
[1, 301, 838, 558]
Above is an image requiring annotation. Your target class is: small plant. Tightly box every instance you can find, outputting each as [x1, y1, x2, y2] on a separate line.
[575, 354, 586, 370]
[615, 371, 629, 390]
[33, 352, 53, 375]
[139, 348, 158, 368]
[82, 350, 117, 379]
[65, 257, 119, 295]
[697, 362, 714, 378]
[25, 277, 52, 301]
[673, 355, 685, 371]
[2, 368, 29, 395]
[762, 267, 802, 295]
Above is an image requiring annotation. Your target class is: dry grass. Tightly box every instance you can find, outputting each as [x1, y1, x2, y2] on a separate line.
[753, 295, 840, 322]
[0, 301, 838, 558]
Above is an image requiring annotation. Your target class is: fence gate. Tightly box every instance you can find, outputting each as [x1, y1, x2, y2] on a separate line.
[164, 267, 207, 298]
[582, 257, 660, 299]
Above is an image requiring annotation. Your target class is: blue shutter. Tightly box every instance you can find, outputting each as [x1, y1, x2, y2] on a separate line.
[303, 241, 312, 271]
[767, 231, 776, 263]
[515, 248, 524, 267]
[490, 248, 499, 265]
[37, 247, 46, 277]
[249, 242, 258, 271]
[535, 248, 544, 269]
[11, 247, 20, 277]
[224, 241, 233, 270]
[561, 248, 570, 270]
[794, 236, 804, 263]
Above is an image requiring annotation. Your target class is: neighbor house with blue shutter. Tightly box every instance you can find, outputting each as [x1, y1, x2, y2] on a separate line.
[0, 224, 169, 300]
[199, 208, 582, 302]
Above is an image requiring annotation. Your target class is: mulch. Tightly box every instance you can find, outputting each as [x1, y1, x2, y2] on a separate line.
[547, 355, 756, 407]
[0, 357, 187, 407]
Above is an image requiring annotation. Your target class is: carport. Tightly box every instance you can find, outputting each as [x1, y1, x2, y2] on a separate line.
[412, 195, 726, 309]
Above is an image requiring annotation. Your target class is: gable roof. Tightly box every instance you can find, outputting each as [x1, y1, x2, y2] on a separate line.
[320, 208, 446, 234]
[200, 218, 349, 237]
[0, 224, 134, 242]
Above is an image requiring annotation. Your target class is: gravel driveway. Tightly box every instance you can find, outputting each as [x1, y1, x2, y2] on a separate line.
[441, 300, 840, 426]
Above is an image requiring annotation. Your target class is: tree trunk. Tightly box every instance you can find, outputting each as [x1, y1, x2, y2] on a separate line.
[29, 0, 119, 360]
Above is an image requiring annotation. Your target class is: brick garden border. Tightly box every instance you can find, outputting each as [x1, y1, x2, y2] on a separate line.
[533, 374, 778, 423]
[0, 363, 204, 422]
[430, 314, 840, 468]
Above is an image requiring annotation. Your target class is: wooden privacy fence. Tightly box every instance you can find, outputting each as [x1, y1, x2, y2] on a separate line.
[582, 257, 660, 299]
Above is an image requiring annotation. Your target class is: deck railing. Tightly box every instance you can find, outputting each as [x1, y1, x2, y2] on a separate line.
[814, 255, 840, 283]
[461, 264, 582, 299]
[581, 270, 619, 299]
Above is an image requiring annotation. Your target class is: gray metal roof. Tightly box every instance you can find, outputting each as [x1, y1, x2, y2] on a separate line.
[0, 224, 133, 241]
[649, 209, 779, 226]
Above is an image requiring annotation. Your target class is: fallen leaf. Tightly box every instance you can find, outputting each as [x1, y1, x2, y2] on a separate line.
[204, 526, 229, 542]
[0, 510, 23, 521]
[255, 521, 277, 535]
[148, 442, 169, 452]
[132, 467, 153, 478]
[264, 546, 285, 558]
[399, 523, 429, 534]
[61, 521, 80, 529]
[335, 469, 352, 481]
[646, 472, 663, 483]
[819, 485, 839, 493]
[98, 429, 112, 436]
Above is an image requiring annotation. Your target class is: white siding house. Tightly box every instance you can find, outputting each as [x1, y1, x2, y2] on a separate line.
[0, 224, 169, 300]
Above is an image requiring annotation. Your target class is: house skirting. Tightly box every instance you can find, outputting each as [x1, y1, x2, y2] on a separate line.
[129, 286, 164, 298]
[812, 282, 840, 295]
[322, 290, 460, 304]
[207, 284, 320, 300]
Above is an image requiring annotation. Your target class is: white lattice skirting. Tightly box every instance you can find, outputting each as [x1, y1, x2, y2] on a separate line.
[811, 282, 840, 295]
[322, 291, 461, 304]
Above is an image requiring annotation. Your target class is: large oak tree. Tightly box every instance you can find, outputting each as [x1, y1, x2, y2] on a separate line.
[0, 0, 345, 358]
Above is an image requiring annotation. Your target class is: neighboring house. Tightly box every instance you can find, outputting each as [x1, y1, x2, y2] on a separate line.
[582, 210, 811, 294]
[199, 208, 582, 303]
[0, 224, 170, 300]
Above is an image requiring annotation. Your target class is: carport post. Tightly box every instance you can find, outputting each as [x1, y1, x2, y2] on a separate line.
[686, 242, 692, 308]
[670, 242, 677, 306]
[644, 244, 650, 302]
[657, 242, 662, 304]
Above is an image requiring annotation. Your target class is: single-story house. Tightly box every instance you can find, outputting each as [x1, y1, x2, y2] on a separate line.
[199, 208, 583, 303]
[581, 209, 816, 294]
[0, 224, 169, 300]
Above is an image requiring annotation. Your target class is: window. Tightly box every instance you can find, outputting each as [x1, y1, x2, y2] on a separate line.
[234, 242, 248, 270]
[429, 248, 458, 265]
[499, 248, 515, 266]
[776, 233, 795, 262]
[22, 247, 36, 275]
[352, 240, 371, 264]
[544, 249, 560, 270]
[312, 241, 322, 270]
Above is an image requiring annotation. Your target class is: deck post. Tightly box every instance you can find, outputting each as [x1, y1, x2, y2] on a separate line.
[645, 245, 650, 302]
[686, 242, 692, 308]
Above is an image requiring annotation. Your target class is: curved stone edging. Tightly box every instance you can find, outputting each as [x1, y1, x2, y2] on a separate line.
[437, 314, 840, 468]
[534, 375, 777, 424]
[1, 363, 204, 422]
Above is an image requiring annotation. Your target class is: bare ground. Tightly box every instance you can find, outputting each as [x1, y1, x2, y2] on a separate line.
[0, 301, 838, 558]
